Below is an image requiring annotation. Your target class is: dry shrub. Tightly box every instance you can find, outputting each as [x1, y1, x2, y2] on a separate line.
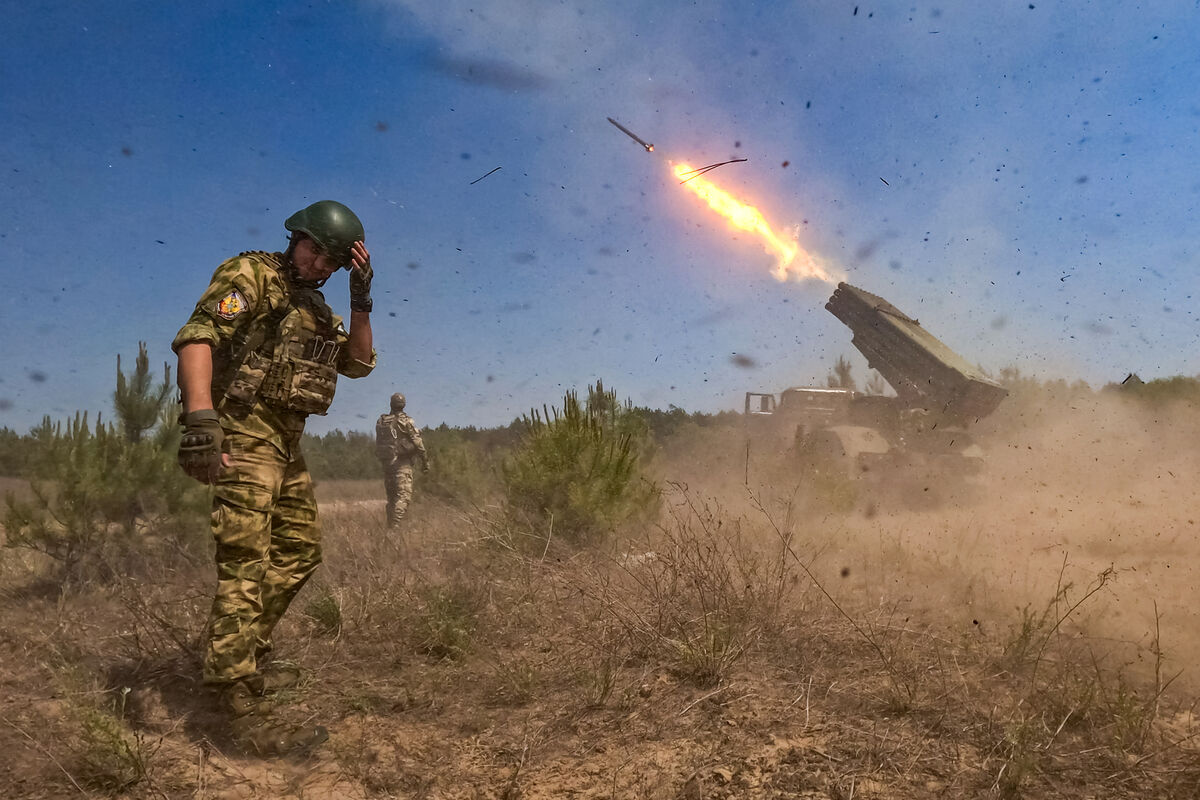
[579, 485, 794, 687]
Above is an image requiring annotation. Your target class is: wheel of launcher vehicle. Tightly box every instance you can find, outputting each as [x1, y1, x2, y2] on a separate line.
[797, 429, 853, 477]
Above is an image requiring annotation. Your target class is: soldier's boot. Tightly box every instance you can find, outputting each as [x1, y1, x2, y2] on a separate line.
[231, 711, 329, 757]
[222, 678, 327, 757]
[222, 677, 273, 717]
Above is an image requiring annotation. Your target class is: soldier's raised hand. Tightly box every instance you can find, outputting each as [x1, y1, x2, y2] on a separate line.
[349, 241, 373, 313]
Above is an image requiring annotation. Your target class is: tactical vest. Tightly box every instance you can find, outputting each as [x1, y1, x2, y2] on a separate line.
[217, 253, 341, 417]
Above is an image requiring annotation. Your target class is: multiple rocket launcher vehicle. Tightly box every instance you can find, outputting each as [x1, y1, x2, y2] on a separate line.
[746, 283, 1009, 494]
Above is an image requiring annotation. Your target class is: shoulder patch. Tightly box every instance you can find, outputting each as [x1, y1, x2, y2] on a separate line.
[215, 290, 248, 320]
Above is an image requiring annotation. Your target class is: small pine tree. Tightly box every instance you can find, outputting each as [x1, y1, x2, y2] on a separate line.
[864, 370, 888, 396]
[114, 343, 172, 444]
[827, 355, 857, 391]
[502, 381, 658, 545]
[3, 344, 207, 581]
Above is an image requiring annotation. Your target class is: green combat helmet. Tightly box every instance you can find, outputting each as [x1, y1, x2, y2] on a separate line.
[284, 200, 364, 269]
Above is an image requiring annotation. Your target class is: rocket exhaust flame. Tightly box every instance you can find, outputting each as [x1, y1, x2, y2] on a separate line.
[672, 162, 838, 284]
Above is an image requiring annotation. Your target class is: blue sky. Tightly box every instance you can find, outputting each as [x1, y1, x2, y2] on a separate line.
[2, 1, 1199, 434]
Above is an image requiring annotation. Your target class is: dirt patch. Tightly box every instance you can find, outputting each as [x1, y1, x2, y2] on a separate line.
[1, 397, 1198, 798]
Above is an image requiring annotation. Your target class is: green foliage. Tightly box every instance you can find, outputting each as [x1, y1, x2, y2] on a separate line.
[302, 429, 378, 480]
[72, 690, 157, 793]
[629, 405, 741, 443]
[826, 354, 857, 390]
[0, 427, 37, 477]
[2, 343, 207, 581]
[1106, 374, 1200, 406]
[114, 346, 172, 443]
[418, 579, 486, 660]
[502, 380, 659, 544]
[303, 584, 343, 635]
[419, 425, 501, 504]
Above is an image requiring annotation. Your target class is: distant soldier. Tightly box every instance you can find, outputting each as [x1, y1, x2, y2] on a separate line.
[375, 393, 429, 528]
[173, 200, 375, 755]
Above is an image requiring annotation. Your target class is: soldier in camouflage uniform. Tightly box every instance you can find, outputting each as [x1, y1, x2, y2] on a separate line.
[375, 393, 429, 529]
[172, 200, 376, 755]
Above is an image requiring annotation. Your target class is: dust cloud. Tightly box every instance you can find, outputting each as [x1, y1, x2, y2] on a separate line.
[658, 391, 1200, 691]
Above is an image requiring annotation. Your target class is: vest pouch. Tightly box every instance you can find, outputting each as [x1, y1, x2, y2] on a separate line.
[221, 350, 272, 411]
[278, 357, 338, 415]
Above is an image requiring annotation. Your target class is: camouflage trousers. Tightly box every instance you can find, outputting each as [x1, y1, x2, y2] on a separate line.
[382, 460, 414, 528]
[204, 431, 322, 684]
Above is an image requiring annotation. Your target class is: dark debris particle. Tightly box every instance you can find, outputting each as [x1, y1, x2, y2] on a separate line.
[120, 146, 133, 157]
[1075, 175, 1089, 184]
[730, 354, 756, 368]
[156, 239, 165, 244]
[805, 101, 811, 109]
[407, 262, 419, 270]
[734, 140, 741, 148]
[28, 371, 47, 383]
[375, 121, 389, 132]
[781, 160, 790, 168]
[840, 566, 851, 577]
[388, 312, 397, 317]
[460, 152, 471, 160]
[486, 375, 495, 383]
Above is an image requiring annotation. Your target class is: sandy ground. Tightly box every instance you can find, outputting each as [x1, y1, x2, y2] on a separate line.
[2, 394, 1199, 798]
[703, 391, 1200, 693]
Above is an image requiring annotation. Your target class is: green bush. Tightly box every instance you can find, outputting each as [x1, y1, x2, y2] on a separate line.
[502, 380, 658, 545]
[302, 429, 378, 480]
[418, 426, 501, 505]
[2, 344, 207, 581]
[0, 427, 37, 477]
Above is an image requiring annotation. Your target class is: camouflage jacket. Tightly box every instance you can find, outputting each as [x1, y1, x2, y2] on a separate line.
[375, 412, 427, 465]
[172, 251, 376, 453]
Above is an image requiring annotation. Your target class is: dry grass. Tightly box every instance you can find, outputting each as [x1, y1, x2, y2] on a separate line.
[2, 401, 1200, 798]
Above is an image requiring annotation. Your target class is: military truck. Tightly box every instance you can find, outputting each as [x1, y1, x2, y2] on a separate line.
[746, 282, 1008, 499]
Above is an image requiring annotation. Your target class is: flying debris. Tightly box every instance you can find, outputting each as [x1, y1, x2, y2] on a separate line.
[677, 158, 748, 184]
[606, 117, 654, 152]
[469, 166, 502, 185]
